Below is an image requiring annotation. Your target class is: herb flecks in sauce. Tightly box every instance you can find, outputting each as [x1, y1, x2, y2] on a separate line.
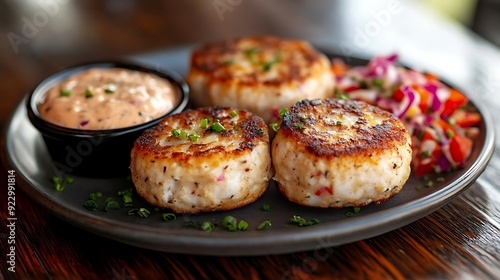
[39, 68, 177, 130]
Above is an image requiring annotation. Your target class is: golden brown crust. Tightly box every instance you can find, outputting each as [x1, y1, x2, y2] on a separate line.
[279, 98, 410, 159]
[134, 106, 269, 162]
[188, 36, 324, 86]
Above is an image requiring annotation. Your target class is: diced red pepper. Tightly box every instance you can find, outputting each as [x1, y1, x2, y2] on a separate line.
[441, 88, 468, 119]
[216, 173, 225, 182]
[450, 109, 481, 127]
[412, 85, 430, 113]
[411, 127, 443, 176]
[433, 119, 473, 164]
[343, 86, 362, 93]
[413, 158, 436, 177]
[412, 139, 442, 176]
[392, 87, 405, 102]
[314, 186, 333, 196]
[272, 108, 279, 118]
[449, 134, 473, 163]
[433, 119, 455, 135]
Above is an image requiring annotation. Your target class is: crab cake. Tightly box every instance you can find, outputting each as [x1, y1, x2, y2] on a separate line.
[130, 107, 272, 213]
[186, 36, 335, 123]
[271, 98, 412, 208]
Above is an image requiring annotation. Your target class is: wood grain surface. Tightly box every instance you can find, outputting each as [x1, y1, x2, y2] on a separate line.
[1, 1, 499, 279]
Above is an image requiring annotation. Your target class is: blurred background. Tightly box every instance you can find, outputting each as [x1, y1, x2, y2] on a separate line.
[1, 0, 499, 128]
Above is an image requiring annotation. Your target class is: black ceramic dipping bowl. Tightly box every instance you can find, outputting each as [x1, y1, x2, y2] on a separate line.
[27, 61, 189, 178]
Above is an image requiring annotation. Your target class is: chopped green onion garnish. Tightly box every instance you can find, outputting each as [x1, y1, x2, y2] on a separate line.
[65, 176, 74, 184]
[310, 218, 320, 225]
[425, 180, 434, 188]
[262, 55, 282, 71]
[244, 47, 259, 55]
[189, 133, 200, 142]
[290, 215, 320, 227]
[179, 130, 187, 140]
[128, 207, 150, 218]
[200, 118, 209, 129]
[119, 194, 131, 205]
[336, 121, 342, 125]
[237, 220, 249, 231]
[290, 215, 307, 225]
[222, 215, 238, 231]
[346, 207, 361, 217]
[296, 123, 306, 130]
[52, 176, 74, 191]
[419, 150, 430, 158]
[210, 122, 226, 133]
[200, 221, 214, 232]
[270, 123, 279, 132]
[445, 129, 455, 138]
[83, 199, 99, 211]
[417, 130, 425, 141]
[261, 204, 270, 211]
[372, 78, 383, 87]
[200, 116, 212, 129]
[118, 188, 133, 206]
[234, 125, 241, 131]
[104, 197, 120, 212]
[83, 192, 103, 211]
[299, 115, 306, 122]
[433, 166, 441, 174]
[171, 129, 181, 137]
[436, 177, 445, 182]
[60, 89, 72, 97]
[230, 110, 238, 117]
[257, 128, 264, 135]
[138, 208, 151, 218]
[262, 53, 282, 71]
[335, 91, 349, 100]
[117, 188, 132, 196]
[85, 89, 93, 98]
[257, 219, 272, 230]
[278, 108, 288, 119]
[89, 192, 102, 201]
[244, 47, 260, 63]
[162, 213, 176, 222]
[105, 84, 116, 93]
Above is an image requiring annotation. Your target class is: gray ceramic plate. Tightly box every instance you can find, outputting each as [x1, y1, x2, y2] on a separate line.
[5, 47, 495, 256]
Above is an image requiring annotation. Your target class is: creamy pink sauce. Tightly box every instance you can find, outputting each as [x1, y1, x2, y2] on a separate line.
[38, 68, 178, 130]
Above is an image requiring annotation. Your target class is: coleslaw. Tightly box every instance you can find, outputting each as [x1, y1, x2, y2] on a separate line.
[332, 54, 481, 176]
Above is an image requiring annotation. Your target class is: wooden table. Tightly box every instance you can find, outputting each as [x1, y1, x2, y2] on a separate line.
[1, 1, 499, 279]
